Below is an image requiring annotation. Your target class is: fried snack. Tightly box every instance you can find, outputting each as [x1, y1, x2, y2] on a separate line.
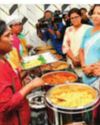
[40, 61, 68, 72]
[51, 61, 68, 70]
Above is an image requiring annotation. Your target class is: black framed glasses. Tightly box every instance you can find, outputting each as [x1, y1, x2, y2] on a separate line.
[70, 16, 80, 20]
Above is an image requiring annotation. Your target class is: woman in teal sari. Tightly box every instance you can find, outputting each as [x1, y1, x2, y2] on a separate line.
[79, 5, 100, 124]
[79, 4, 100, 89]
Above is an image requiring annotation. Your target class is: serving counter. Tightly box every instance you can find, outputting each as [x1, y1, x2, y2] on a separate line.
[25, 47, 100, 125]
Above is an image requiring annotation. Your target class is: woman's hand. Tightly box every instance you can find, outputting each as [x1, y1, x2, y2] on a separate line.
[29, 77, 45, 88]
[92, 63, 100, 76]
[93, 68, 100, 76]
[82, 65, 94, 75]
[82, 63, 100, 77]
[72, 57, 80, 67]
[19, 77, 45, 97]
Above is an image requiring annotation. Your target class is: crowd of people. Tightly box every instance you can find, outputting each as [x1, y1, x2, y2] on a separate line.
[36, 4, 100, 89]
[0, 4, 100, 125]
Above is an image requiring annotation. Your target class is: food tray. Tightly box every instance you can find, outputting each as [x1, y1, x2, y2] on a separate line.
[22, 52, 58, 70]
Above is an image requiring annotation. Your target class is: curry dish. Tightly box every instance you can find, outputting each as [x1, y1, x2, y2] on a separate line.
[42, 72, 77, 84]
[47, 84, 97, 108]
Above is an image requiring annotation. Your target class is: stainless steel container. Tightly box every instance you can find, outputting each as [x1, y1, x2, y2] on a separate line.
[45, 84, 100, 125]
[27, 91, 48, 125]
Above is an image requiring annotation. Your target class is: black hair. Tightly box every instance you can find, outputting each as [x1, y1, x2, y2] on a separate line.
[68, 8, 82, 17]
[44, 10, 53, 16]
[0, 20, 7, 37]
[80, 8, 87, 12]
[89, 4, 100, 16]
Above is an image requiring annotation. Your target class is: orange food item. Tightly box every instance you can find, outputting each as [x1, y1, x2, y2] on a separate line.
[42, 72, 77, 84]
